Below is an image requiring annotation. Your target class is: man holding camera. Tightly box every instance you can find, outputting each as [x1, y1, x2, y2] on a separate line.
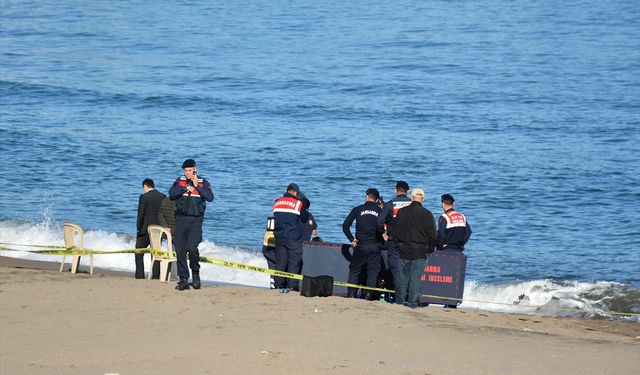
[169, 159, 214, 291]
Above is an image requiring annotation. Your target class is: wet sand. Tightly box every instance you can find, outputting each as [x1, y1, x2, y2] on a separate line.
[0, 256, 638, 375]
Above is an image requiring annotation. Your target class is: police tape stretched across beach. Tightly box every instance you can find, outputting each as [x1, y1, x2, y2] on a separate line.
[2, 243, 639, 317]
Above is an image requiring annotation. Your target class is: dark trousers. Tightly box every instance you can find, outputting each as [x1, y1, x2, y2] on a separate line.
[384, 239, 399, 289]
[262, 245, 278, 288]
[274, 238, 303, 289]
[348, 242, 382, 290]
[396, 257, 426, 308]
[135, 235, 160, 279]
[174, 215, 203, 280]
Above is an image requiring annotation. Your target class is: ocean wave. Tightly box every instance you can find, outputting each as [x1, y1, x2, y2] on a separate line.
[0, 219, 637, 320]
[0, 219, 269, 288]
[463, 279, 640, 321]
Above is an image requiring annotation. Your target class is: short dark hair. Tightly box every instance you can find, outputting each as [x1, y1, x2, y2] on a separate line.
[142, 179, 155, 188]
[366, 188, 380, 200]
[396, 181, 409, 192]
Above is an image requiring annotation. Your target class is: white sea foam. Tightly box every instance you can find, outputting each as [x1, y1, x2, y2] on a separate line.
[0, 220, 269, 288]
[462, 279, 640, 321]
[1, 220, 637, 320]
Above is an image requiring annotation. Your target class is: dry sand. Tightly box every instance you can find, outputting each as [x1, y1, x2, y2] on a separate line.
[0, 256, 638, 375]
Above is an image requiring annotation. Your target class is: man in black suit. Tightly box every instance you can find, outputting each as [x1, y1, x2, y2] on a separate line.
[135, 178, 166, 279]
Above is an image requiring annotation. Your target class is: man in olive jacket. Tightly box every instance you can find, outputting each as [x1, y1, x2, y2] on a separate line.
[391, 188, 437, 308]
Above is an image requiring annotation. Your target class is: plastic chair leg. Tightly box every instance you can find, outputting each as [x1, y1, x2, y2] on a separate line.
[160, 261, 169, 282]
[59, 256, 66, 272]
[148, 258, 154, 280]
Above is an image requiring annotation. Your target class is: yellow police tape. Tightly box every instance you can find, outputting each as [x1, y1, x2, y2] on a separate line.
[0, 242, 639, 317]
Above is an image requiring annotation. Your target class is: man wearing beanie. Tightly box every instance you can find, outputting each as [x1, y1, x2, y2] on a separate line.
[169, 159, 214, 291]
[391, 188, 437, 308]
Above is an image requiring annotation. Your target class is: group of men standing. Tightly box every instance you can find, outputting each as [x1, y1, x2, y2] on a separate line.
[136, 165, 470, 305]
[135, 159, 214, 291]
[342, 181, 472, 308]
[270, 180, 471, 308]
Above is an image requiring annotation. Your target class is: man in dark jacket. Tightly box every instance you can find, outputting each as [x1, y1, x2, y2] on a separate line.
[391, 188, 437, 308]
[300, 197, 318, 242]
[342, 188, 384, 299]
[272, 183, 309, 292]
[377, 180, 412, 299]
[158, 196, 176, 233]
[169, 159, 214, 291]
[437, 194, 472, 251]
[157, 196, 178, 280]
[135, 179, 166, 279]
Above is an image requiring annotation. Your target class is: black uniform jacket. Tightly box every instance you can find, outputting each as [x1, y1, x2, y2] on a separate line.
[137, 189, 166, 236]
[342, 201, 383, 244]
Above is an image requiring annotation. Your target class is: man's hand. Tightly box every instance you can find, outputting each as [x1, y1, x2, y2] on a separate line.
[190, 175, 199, 187]
[351, 239, 358, 248]
[383, 233, 389, 241]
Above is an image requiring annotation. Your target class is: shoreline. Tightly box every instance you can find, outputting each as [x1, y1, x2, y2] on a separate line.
[1, 255, 639, 375]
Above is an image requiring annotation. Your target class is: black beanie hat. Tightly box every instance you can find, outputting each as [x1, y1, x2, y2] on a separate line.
[182, 159, 196, 168]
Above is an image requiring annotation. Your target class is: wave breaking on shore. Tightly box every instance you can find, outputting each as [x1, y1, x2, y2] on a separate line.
[1, 219, 637, 321]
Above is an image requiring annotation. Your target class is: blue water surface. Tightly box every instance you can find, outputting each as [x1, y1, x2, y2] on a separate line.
[1, 0, 639, 286]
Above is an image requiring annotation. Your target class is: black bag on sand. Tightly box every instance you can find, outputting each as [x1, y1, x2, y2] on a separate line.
[300, 275, 334, 297]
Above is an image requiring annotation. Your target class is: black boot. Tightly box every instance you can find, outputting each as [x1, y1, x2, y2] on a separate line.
[364, 292, 377, 301]
[191, 273, 201, 290]
[175, 277, 190, 291]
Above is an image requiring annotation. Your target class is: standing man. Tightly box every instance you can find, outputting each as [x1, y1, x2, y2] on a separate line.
[436, 194, 472, 252]
[158, 196, 178, 280]
[272, 183, 309, 292]
[377, 180, 411, 299]
[391, 188, 437, 308]
[342, 188, 384, 300]
[135, 179, 166, 279]
[169, 159, 214, 291]
[158, 196, 176, 234]
[300, 197, 318, 242]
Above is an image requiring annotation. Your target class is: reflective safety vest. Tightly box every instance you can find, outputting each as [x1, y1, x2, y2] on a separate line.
[272, 197, 303, 215]
[177, 176, 205, 197]
[272, 194, 307, 241]
[392, 198, 412, 218]
[443, 210, 467, 229]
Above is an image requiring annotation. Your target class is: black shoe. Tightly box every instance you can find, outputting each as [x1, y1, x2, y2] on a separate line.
[364, 292, 376, 301]
[175, 278, 190, 291]
[191, 274, 201, 290]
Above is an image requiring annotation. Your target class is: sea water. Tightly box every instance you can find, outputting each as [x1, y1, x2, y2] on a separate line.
[1, 0, 638, 319]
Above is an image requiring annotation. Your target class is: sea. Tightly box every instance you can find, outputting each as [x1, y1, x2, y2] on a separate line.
[1, 0, 638, 320]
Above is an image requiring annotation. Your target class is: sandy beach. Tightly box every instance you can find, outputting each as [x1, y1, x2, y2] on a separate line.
[0, 256, 638, 375]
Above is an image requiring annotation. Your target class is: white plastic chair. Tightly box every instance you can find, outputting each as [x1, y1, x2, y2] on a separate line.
[147, 225, 177, 282]
[59, 222, 93, 275]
